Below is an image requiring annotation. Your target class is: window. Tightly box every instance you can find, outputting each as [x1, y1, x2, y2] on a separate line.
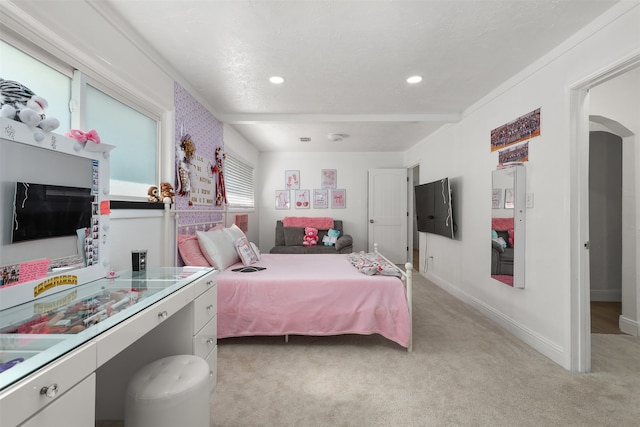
[85, 84, 159, 199]
[224, 153, 255, 210]
[1, 40, 161, 201]
[0, 40, 72, 133]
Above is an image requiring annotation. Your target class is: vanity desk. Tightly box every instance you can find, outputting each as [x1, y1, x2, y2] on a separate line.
[0, 267, 218, 426]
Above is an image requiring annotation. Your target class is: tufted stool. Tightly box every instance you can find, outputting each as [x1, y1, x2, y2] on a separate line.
[124, 354, 210, 427]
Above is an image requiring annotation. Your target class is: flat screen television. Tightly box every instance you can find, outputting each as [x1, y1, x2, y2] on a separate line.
[414, 177, 455, 239]
[12, 182, 93, 243]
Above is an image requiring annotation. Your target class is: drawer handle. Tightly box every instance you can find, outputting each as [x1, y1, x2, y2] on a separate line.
[40, 384, 58, 398]
[206, 280, 214, 287]
[206, 304, 214, 311]
[158, 310, 169, 320]
[206, 338, 215, 345]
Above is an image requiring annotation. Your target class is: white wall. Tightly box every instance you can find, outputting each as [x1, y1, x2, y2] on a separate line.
[258, 152, 404, 253]
[405, 3, 640, 369]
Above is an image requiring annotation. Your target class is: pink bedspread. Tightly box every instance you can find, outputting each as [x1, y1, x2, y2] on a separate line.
[217, 254, 410, 348]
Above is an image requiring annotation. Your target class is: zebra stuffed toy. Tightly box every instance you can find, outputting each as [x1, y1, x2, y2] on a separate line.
[0, 78, 59, 132]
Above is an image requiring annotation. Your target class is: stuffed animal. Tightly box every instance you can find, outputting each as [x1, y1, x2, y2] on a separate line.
[148, 186, 160, 202]
[322, 228, 341, 246]
[0, 78, 60, 131]
[160, 182, 175, 203]
[303, 227, 319, 246]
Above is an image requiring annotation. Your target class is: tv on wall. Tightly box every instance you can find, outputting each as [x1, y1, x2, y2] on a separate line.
[12, 182, 93, 243]
[414, 177, 455, 239]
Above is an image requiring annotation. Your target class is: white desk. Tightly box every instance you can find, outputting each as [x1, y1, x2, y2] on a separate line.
[0, 267, 217, 426]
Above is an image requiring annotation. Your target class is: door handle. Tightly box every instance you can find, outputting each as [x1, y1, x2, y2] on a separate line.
[370, 219, 374, 223]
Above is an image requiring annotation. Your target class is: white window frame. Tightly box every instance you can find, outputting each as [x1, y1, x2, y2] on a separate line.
[71, 71, 163, 201]
[224, 151, 255, 211]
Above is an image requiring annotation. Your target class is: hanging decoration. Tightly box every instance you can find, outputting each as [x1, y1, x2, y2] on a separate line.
[176, 131, 195, 202]
[211, 147, 227, 206]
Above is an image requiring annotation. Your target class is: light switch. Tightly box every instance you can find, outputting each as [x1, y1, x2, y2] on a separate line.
[526, 192, 534, 208]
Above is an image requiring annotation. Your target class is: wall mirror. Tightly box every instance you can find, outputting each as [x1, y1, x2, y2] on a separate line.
[0, 118, 110, 294]
[490, 165, 526, 288]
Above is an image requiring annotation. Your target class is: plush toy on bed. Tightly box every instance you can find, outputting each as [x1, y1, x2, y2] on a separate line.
[303, 227, 319, 246]
[0, 78, 60, 132]
[322, 228, 341, 246]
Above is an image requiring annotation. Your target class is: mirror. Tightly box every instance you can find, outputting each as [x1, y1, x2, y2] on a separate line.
[491, 165, 525, 288]
[0, 118, 110, 288]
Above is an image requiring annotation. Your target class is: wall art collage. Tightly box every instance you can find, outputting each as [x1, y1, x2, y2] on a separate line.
[276, 169, 346, 210]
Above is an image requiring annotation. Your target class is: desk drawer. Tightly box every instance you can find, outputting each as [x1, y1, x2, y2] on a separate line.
[205, 346, 217, 392]
[193, 285, 217, 333]
[0, 342, 96, 427]
[20, 374, 95, 427]
[192, 271, 218, 298]
[193, 315, 217, 359]
[95, 284, 192, 367]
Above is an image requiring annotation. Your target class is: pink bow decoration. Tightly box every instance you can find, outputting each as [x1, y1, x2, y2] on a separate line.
[65, 129, 101, 144]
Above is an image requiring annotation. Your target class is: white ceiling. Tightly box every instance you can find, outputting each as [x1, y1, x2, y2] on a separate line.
[98, 0, 619, 153]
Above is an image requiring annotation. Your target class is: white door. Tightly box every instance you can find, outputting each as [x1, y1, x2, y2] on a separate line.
[368, 168, 407, 263]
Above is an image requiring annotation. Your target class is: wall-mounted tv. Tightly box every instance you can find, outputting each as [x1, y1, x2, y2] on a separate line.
[414, 177, 455, 239]
[12, 182, 93, 243]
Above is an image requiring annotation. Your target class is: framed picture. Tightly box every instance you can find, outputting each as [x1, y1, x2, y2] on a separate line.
[331, 189, 346, 209]
[294, 189, 310, 209]
[275, 190, 290, 209]
[504, 188, 515, 209]
[285, 170, 300, 190]
[313, 189, 328, 209]
[321, 169, 337, 189]
[491, 188, 502, 209]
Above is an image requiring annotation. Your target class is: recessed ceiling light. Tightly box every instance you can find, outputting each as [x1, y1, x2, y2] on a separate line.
[300, 137, 311, 142]
[269, 76, 284, 84]
[407, 75, 423, 84]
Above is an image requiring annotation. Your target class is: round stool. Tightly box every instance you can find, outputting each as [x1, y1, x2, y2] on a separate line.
[124, 354, 210, 427]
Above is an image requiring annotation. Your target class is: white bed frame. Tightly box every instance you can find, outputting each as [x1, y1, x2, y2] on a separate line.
[169, 208, 413, 352]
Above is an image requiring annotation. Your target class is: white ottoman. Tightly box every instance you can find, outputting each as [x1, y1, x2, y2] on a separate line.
[124, 355, 210, 427]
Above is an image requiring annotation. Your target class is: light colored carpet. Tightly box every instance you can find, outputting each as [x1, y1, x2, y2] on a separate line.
[210, 272, 640, 427]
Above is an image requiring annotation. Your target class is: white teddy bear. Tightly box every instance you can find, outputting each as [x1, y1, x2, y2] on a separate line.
[0, 78, 60, 132]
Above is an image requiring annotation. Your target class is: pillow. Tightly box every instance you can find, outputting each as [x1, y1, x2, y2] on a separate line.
[335, 234, 353, 251]
[178, 234, 211, 267]
[197, 229, 240, 270]
[224, 223, 246, 243]
[250, 242, 261, 260]
[508, 229, 515, 247]
[283, 227, 304, 246]
[236, 237, 259, 266]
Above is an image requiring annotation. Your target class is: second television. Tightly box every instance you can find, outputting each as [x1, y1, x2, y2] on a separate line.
[414, 177, 455, 239]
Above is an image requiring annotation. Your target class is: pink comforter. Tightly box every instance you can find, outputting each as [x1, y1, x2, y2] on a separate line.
[217, 254, 410, 348]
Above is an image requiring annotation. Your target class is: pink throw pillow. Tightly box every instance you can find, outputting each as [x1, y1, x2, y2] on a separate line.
[178, 234, 211, 267]
[508, 229, 514, 247]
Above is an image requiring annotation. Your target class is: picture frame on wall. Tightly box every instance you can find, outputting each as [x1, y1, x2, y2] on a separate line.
[504, 188, 515, 209]
[491, 189, 502, 209]
[313, 189, 328, 209]
[285, 170, 300, 190]
[321, 169, 337, 189]
[275, 190, 290, 209]
[331, 189, 346, 209]
[294, 189, 310, 209]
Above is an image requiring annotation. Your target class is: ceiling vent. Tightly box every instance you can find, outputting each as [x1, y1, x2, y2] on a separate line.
[328, 133, 348, 142]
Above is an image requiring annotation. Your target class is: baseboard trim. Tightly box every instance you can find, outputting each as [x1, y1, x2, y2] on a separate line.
[619, 315, 640, 337]
[424, 271, 568, 369]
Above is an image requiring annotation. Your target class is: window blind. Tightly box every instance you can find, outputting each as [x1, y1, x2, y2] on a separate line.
[225, 153, 254, 209]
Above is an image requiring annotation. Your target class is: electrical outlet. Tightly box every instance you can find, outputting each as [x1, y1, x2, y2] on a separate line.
[526, 192, 534, 208]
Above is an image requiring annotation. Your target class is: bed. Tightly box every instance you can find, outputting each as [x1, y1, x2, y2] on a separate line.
[173, 214, 413, 351]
